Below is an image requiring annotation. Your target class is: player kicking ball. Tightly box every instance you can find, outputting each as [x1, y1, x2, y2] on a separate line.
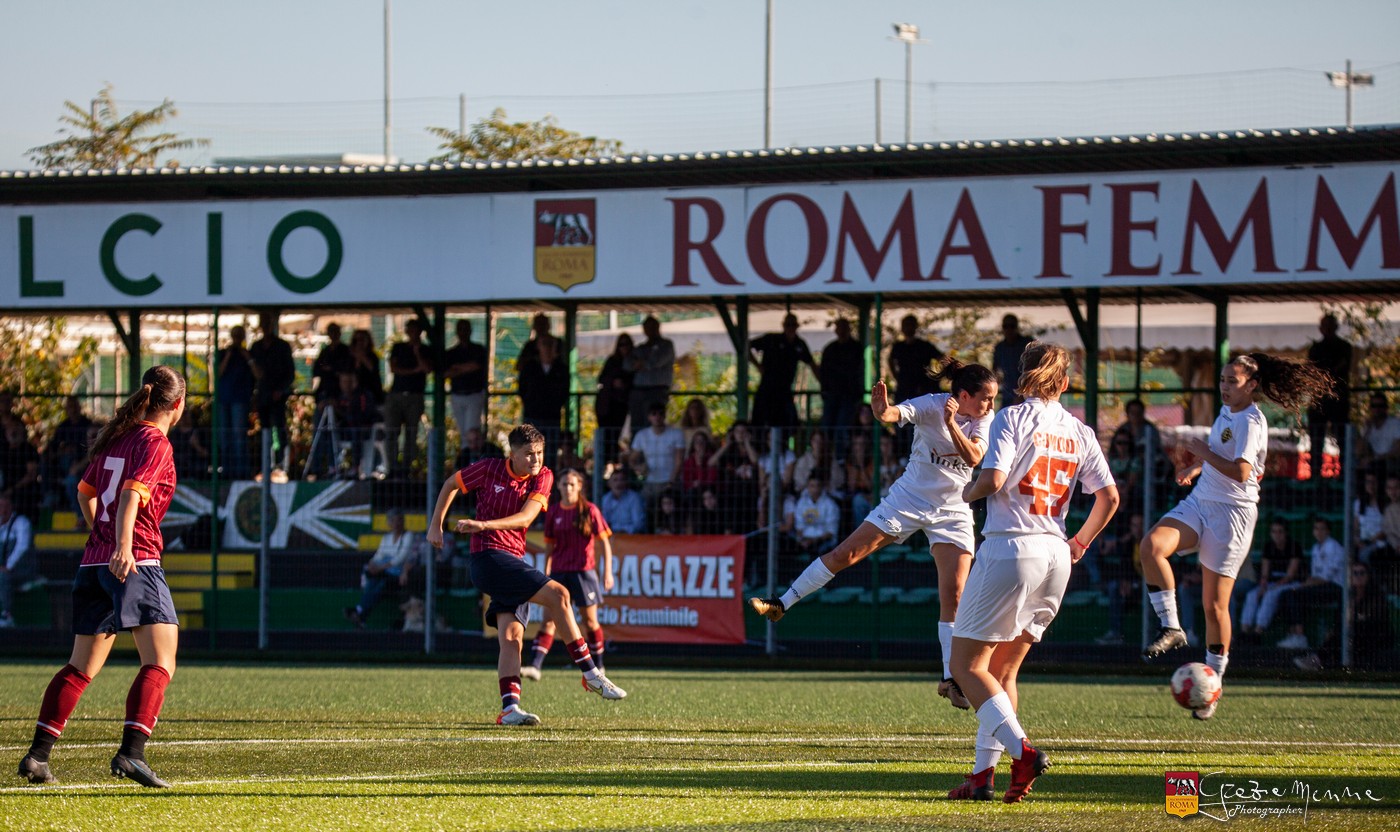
[750, 359, 997, 710]
[428, 424, 625, 727]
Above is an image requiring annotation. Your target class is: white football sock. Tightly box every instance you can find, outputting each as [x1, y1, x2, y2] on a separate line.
[938, 621, 955, 680]
[976, 692, 1026, 760]
[1149, 589, 1181, 630]
[779, 559, 836, 610]
[974, 721, 1005, 772]
[1205, 650, 1228, 677]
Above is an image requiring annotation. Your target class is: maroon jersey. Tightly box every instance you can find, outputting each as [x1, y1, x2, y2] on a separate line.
[76, 423, 177, 567]
[544, 501, 611, 572]
[455, 458, 553, 556]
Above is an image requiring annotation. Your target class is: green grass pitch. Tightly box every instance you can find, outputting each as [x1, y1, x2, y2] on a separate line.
[1, 661, 1397, 830]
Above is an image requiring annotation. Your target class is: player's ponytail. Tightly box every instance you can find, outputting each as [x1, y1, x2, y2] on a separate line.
[562, 469, 596, 538]
[928, 357, 997, 398]
[90, 365, 186, 458]
[1016, 342, 1072, 401]
[1232, 353, 1335, 415]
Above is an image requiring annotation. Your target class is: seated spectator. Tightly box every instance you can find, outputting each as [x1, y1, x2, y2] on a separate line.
[6, 459, 42, 521]
[844, 431, 876, 520]
[0, 495, 34, 628]
[679, 398, 712, 448]
[45, 396, 91, 506]
[756, 429, 796, 524]
[878, 431, 906, 498]
[679, 430, 718, 496]
[601, 469, 646, 534]
[1295, 561, 1393, 671]
[652, 489, 684, 535]
[792, 429, 843, 497]
[690, 487, 729, 535]
[783, 476, 840, 560]
[711, 421, 759, 530]
[1238, 520, 1304, 639]
[1360, 392, 1400, 476]
[1094, 513, 1144, 645]
[343, 508, 419, 627]
[1105, 431, 1142, 510]
[1354, 470, 1389, 562]
[1381, 475, 1400, 584]
[1, 421, 41, 517]
[1277, 517, 1346, 650]
[455, 426, 504, 470]
[169, 405, 210, 480]
[629, 404, 685, 501]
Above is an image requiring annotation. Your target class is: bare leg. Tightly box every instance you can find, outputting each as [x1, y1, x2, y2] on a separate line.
[1140, 520, 1196, 592]
[130, 623, 178, 677]
[497, 615, 525, 678]
[1201, 569, 1235, 655]
[529, 581, 584, 643]
[989, 634, 1035, 712]
[68, 633, 118, 679]
[931, 543, 973, 624]
[820, 521, 898, 572]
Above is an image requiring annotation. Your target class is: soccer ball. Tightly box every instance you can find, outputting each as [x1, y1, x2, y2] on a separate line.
[1170, 662, 1222, 710]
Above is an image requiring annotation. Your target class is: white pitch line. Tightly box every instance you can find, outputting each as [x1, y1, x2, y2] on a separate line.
[2, 734, 1397, 754]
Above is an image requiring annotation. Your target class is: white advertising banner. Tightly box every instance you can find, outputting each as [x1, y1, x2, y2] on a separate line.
[2, 162, 1396, 309]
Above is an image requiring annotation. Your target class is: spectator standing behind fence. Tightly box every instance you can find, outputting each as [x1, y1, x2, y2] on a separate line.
[216, 325, 254, 480]
[595, 334, 634, 455]
[332, 372, 378, 478]
[385, 319, 433, 478]
[0, 495, 34, 628]
[821, 318, 866, 454]
[517, 337, 569, 465]
[630, 405, 685, 502]
[444, 320, 488, 437]
[1294, 561, 1392, 671]
[349, 329, 385, 407]
[249, 312, 296, 478]
[343, 508, 418, 628]
[601, 469, 646, 534]
[1237, 520, 1303, 641]
[1360, 392, 1400, 477]
[750, 314, 816, 429]
[1276, 516, 1346, 651]
[992, 315, 1034, 407]
[888, 314, 944, 403]
[168, 407, 209, 480]
[307, 323, 352, 478]
[46, 396, 92, 506]
[1306, 314, 1352, 492]
[624, 316, 675, 434]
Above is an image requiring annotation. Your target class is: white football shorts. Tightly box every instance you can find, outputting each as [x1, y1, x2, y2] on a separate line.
[1159, 492, 1258, 580]
[953, 534, 1071, 643]
[863, 488, 975, 553]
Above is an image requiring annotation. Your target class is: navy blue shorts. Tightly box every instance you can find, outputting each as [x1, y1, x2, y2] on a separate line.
[72, 564, 179, 635]
[553, 570, 603, 609]
[471, 549, 550, 627]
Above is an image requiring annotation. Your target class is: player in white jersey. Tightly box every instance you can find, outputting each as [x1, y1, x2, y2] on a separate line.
[749, 359, 997, 709]
[948, 342, 1119, 803]
[1139, 353, 1335, 720]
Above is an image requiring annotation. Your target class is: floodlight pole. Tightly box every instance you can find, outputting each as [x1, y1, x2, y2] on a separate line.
[890, 24, 927, 144]
[764, 0, 774, 148]
[384, 0, 393, 163]
[1327, 59, 1376, 130]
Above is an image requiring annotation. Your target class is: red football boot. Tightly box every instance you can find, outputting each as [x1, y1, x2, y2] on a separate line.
[947, 767, 995, 800]
[1003, 740, 1050, 803]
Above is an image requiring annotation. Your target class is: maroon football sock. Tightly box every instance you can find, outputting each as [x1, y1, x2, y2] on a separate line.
[124, 664, 171, 737]
[35, 664, 93, 740]
[499, 675, 521, 710]
[566, 639, 598, 673]
[587, 627, 605, 662]
[529, 631, 555, 670]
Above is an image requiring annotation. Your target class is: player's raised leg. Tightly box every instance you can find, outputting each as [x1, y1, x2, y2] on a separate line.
[749, 522, 894, 621]
[1140, 519, 1194, 660]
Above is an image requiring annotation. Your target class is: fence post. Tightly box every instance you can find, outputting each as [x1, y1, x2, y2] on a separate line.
[766, 426, 781, 657]
[1341, 424, 1355, 669]
[209, 307, 221, 650]
[258, 428, 272, 651]
[1141, 428, 1157, 652]
[425, 427, 440, 655]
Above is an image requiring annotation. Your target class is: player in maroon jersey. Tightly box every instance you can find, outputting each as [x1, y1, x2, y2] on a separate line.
[428, 424, 626, 726]
[18, 366, 186, 788]
[521, 469, 615, 680]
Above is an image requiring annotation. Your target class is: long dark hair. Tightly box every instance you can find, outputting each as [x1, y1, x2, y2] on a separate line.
[1231, 353, 1335, 414]
[560, 469, 596, 538]
[928, 357, 997, 398]
[90, 365, 186, 458]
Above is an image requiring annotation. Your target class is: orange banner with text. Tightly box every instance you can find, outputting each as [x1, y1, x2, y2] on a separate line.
[602, 535, 748, 644]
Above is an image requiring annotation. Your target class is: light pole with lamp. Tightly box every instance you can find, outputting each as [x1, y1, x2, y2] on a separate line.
[890, 23, 927, 144]
[1327, 60, 1375, 130]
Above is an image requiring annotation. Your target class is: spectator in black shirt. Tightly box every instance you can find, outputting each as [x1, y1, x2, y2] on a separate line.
[386, 318, 433, 477]
[217, 325, 255, 479]
[820, 318, 866, 459]
[993, 314, 1034, 407]
[444, 319, 488, 437]
[749, 314, 815, 429]
[596, 334, 634, 456]
[332, 371, 379, 476]
[249, 311, 296, 476]
[888, 314, 944, 403]
[308, 322, 353, 477]
[169, 406, 210, 480]
[1307, 313, 1351, 492]
[518, 337, 569, 465]
[349, 329, 385, 404]
[46, 396, 92, 506]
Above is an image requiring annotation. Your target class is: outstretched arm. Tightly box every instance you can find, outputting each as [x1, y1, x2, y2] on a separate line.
[427, 477, 461, 548]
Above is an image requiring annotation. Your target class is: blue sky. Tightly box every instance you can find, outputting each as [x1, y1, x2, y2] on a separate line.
[2, 0, 1397, 169]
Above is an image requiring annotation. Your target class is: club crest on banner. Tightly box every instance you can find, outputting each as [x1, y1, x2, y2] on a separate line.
[534, 199, 596, 291]
[1165, 771, 1201, 818]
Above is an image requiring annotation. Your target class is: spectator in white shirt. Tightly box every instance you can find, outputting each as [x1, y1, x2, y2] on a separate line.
[1276, 517, 1346, 650]
[0, 495, 34, 628]
[783, 477, 840, 558]
[629, 404, 686, 501]
[344, 508, 419, 627]
[1361, 392, 1400, 475]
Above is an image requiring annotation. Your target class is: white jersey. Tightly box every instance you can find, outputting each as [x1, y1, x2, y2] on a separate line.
[1192, 404, 1267, 506]
[982, 398, 1114, 537]
[892, 393, 993, 509]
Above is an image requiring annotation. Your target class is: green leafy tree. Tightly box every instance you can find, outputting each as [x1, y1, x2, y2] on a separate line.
[27, 84, 209, 170]
[428, 108, 622, 162]
[0, 319, 99, 447]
